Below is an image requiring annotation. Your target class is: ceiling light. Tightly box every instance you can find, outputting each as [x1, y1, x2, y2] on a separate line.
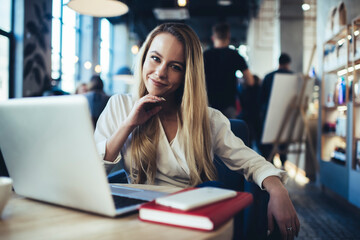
[235, 70, 243, 78]
[131, 45, 139, 55]
[153, 8, 190, 20]
[94, 65, 102, 73]
[84, 61, 92, 70]
[177, 0, 187, 7]
[217, 0, 232, 6]
[302, 3, 310, 11]
[67, 0, 128, 17]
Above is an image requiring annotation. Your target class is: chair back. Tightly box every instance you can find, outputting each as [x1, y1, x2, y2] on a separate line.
[230, 119, 250, 146]
[214, 119, 272, 240]
[214, 119, 249, 191]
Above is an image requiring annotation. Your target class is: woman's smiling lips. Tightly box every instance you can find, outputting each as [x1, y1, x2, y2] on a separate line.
[149, 77, 167, 87]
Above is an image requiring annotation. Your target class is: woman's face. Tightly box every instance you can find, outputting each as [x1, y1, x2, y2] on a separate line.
[142, 32, 185, 99]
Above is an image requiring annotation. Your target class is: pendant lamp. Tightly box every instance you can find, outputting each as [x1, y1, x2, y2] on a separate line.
[67, 0, 129, 17]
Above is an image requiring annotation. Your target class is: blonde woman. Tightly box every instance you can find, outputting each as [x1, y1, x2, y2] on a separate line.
[94, 23, 299, 239]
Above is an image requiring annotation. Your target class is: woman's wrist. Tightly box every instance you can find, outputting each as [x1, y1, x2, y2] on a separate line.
[262, 176, 287, 195]
[122, 118, 137, 132]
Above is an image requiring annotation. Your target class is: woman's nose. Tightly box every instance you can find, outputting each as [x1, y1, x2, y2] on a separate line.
[156, 63, 167, 78]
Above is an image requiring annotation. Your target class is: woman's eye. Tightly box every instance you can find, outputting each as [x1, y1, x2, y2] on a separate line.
[151, 56, 160, 62]
[171, 65, 183, 72]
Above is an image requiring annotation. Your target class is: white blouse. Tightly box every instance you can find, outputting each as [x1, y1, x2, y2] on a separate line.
[94, 94, 287, 188]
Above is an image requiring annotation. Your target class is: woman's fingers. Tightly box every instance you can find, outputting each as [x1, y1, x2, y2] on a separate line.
[267, 209, 274, 236]
[141, 94, 165, 106]
[268, 197, 299, 240]
[140, 95, 165, 112]
[285, 224, 296, 240]
[288, 203, 300, 238]
[146, 105, 162, 117]
[128, 94, 166, 126]
[143, 94, 166, 104]
[281, 212, 298, 240]
[279, 223, 288, 240]
[283, 211, 299, 240]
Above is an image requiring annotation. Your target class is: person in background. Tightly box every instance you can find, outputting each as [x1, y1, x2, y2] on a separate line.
[94, 23, 299, 239]
[203, 22, 254, 118]
[237, 74, 262, 149]
[75, 82, 88, 94]
[84, 75, 110, 127]
[258, 53, 293, 168]
[43, 78, 70, 96]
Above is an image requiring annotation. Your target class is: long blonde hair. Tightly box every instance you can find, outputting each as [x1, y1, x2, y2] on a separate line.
[130, 23, 217, 186]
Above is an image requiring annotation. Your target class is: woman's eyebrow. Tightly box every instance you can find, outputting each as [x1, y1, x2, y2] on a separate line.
[149, 50, 185, 67]
[149, 50, 162, 57]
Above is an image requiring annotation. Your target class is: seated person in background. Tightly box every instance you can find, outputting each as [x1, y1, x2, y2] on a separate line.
[43, 79, 70, 96]
[75, 82, 88, 94]
[84, 75, 110, 127]
[94, 23, 299, 239]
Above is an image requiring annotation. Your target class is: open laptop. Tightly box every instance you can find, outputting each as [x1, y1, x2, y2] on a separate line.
[0, 95, 167, 217]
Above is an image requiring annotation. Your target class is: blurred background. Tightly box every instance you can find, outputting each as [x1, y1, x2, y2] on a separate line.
[0, 0, 322, 98]
[2, 1, 360, 238]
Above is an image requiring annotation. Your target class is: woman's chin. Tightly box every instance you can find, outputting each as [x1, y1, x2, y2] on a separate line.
[147, 90, 164, 97]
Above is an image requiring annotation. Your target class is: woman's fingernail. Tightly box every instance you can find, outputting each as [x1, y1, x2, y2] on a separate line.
[160, 97, 166, 101]
[267, 230, 271, 236]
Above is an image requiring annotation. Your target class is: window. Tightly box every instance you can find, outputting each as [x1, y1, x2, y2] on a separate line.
[52, 1, 114, 94]
[100, 18, 113, 93]
[52, 0, 80, 93]
[0, 0, 12, 101]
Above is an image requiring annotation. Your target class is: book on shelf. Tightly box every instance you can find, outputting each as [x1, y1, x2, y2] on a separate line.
[138, 188, 253, 231]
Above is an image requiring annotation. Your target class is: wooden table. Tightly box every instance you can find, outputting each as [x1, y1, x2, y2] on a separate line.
[0, 184, 233, 240]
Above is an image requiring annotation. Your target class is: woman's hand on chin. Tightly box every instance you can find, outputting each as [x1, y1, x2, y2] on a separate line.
[126, 94, 166, 127]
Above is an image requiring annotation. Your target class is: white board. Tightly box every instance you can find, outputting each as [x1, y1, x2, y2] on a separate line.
[261, 73, 308, 144]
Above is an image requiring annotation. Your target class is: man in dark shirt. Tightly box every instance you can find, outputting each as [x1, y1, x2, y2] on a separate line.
[258, 53, 293, 167]
[204, 23, 254, 118]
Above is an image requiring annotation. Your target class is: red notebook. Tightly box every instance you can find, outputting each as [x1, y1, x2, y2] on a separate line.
[138, 188, 253, 231]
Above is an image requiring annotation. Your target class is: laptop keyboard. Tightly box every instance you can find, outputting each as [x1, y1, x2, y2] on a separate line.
[112, 195, 148, 209]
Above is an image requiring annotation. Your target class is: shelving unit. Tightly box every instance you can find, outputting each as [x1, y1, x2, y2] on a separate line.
[320, 26, 350, 199]
[349, 16, 360, 208]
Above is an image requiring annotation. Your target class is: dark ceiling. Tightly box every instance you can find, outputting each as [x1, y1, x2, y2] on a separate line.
[108, 0, 262, 46]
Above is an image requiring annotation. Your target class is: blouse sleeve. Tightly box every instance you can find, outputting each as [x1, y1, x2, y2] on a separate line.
[94, 94, 134, 167]
[210, 108, 288, 189]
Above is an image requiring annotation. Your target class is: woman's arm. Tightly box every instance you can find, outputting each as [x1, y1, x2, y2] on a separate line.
[210, 110, 287, 187]
[103, 94, 165, 162]
[104, 119, 136, 162]
[209, 110, 299, 239]
[262, 176, 300, 239]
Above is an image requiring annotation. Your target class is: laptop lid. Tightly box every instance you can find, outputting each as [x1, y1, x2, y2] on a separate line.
[0, 95, 165, 217]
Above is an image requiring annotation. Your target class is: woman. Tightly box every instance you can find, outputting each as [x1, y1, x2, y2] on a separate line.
[94, 23, 299, 239]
